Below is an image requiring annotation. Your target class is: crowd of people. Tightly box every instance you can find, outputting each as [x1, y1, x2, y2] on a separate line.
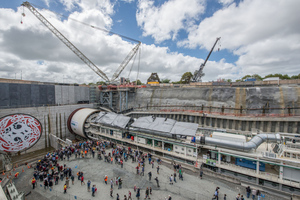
[30, 140, 173, 200]
[30, 139, 264, 200]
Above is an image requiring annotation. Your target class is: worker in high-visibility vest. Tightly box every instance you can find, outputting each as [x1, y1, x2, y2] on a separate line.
[31, 177, 36, 189]
[14, 172, 19, 178]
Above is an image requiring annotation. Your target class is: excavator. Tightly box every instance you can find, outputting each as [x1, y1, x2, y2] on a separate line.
[21, 1, 141, 84]
[192, 37, 221, 82]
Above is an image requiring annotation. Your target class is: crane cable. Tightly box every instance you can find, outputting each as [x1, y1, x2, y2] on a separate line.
[136, 47, 141, 83]
[29, 2, 140, 44]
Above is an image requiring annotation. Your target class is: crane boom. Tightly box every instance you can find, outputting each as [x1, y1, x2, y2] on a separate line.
[111, 42, 141, 81]
[22, 1, 109, 82]
[192, 37, 221, 82]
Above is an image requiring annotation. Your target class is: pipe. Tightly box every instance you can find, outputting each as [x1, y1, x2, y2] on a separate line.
[196, 133, 281, 152]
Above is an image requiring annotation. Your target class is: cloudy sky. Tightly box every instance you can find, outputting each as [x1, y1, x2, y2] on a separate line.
[0, 0, 299, 84]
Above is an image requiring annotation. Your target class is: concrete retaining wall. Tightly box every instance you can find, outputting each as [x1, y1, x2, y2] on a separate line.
[128, 86, 300, 115]
[0, 104, 94, 154]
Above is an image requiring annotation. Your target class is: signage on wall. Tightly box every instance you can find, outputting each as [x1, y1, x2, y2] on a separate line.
[0, 114, 42, 153]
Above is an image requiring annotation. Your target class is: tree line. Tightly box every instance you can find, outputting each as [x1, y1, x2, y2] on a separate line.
[81, 73, 300, 85]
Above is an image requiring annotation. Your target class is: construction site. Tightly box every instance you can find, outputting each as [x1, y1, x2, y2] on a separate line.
[1, 2, 300, 200]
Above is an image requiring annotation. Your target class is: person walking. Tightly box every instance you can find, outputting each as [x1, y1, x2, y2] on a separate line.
[31, 177, 36, 189]
[116, 193, 120, 200]
[123, 195, 127, 200]
[212, 187, 219, 200]
[150, 187, 152, 195]
[157, 166, 160, 174]
[154, 177, 160, 187]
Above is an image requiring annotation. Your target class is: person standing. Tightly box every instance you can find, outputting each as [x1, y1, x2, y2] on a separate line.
[169, 175, 173, 185]
[157, 166, 160, 174]
[105, 175, 108, 185]
[66, 177, 70, 188]
[71, 174, 74, 185]
[128, 190, 132, 200]
[64, 184, 67, 194]
[173, 172, 177, 183]
[145, 187, 150, 199]
[81, 175, 85, 185]
[140, 166, 144, 176]
[31, 177, 36, 189]
[136, 188, 140, 200]
[246, 186, 251, 198]
[200, 169, 203, 179]
[111, 179, 114, 189]
[150, 187, 152, 195]
[148, 171, 152, 181]
[257, 190, 261, 200]
[252, 188, 257, 200]
[87, 180, 91, 192]
[110, 188, 114, 198]
[116, 193, 120, 200]
[92, 185, 95, 197]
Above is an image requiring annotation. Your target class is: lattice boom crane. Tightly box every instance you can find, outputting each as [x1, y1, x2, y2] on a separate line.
[22, 1, 109, 82]
[192, 37, 221, 82]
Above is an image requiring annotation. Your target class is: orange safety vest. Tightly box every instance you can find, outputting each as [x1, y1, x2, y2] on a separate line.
[64, 185, 67, 190]
[105, 176, 108, 181]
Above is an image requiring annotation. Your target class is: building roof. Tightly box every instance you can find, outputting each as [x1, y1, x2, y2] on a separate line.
[131, 116, 198, 136]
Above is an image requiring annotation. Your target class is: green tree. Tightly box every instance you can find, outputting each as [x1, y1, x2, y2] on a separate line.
[241, 74, 262, 81]
[132, 79, 142, 85]
[226, 79, 232, 83]
[291, 74, 300, 79]
[161, 79, 171, 83]
[180, 72, 193, 84]
[96, 81, 106, 85]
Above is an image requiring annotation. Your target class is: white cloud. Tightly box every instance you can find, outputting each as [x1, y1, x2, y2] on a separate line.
[181, 0, 300, 79]
[136, 0, 205, 43]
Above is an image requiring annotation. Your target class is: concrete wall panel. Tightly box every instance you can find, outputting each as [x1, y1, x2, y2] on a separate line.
[0, 83, 9, 107]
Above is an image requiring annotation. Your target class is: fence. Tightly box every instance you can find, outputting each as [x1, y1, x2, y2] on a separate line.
[134, 105, 300, 117]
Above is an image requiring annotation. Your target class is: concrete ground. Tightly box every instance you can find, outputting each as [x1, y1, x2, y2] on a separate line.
[2, 147, 284, 200]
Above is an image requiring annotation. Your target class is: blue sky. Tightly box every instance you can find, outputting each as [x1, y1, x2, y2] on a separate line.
[0, 0, 299, 84]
